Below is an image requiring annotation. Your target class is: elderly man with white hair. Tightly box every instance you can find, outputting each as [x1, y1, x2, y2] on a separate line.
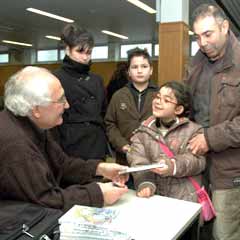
[0, 66, 128, 211]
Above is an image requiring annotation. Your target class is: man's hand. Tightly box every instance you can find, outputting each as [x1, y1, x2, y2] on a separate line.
[97, 182, 128, 206]
[96, 162, 129, 185]
[122, 144, 131, 153]
[188, 133, 209, 155]
[137, 187, 152, 198]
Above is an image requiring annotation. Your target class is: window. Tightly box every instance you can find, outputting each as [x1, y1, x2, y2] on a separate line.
[92, 46, 108, 60]
[191, 41, 199, 56]
[154, 44, 159, 56]
[59, 47, 108, 60]
[120, 43, 152, 58]
[0, 53, 9, 63]
[37, 49, 58, 62]
[60, 49, 65, 60]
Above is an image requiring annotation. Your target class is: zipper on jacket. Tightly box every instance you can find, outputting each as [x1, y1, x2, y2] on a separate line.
[138, 93, 141, 112]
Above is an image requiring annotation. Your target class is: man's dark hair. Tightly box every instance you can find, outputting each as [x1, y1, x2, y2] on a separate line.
[160, 81, 192, 117]
[61, 24, 94, 49]
[127, 47, 152, 68]
[192, 4, 227, 26]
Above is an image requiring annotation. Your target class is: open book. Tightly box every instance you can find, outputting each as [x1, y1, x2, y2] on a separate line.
[119, 163, 165, 175]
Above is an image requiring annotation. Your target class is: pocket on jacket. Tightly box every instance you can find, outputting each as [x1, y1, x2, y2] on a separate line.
[220, 78, 240, 108]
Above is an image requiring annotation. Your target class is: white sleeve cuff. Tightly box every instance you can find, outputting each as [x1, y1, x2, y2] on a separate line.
[171, 159, 177, 175]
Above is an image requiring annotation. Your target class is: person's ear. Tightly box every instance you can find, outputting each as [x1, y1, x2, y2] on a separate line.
[150, 66, 153, 76]
[31, 106, 41, 119]
[65, 46, 70, 56]
[127, 69, 131, 78]
[221, 20, 229, 34]
[175, 105, 184, 116]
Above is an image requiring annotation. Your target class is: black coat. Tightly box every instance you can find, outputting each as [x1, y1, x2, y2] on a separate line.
[52, 56, 107, 160]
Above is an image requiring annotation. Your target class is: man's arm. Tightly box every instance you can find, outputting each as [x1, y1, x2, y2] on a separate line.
[189, 117, 240, 155]
[1, 141, 128, 211]
[205, 118, 240, 152]
[1, 143, 104, 211]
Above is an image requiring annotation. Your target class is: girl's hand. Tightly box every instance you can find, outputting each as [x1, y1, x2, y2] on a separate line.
[151, 159, 175, 177]
[137, 187, 152, 198]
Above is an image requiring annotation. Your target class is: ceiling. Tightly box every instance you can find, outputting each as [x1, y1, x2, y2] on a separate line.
[0, 0, 239, 52]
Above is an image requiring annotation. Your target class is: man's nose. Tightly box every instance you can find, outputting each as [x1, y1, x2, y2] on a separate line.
[83, 53, 90, 60]
[64, 100, 70, 109]
[198, 37, 207, 47]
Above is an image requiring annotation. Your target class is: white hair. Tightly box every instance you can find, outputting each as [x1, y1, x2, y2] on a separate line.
[4, 66, 53, 116]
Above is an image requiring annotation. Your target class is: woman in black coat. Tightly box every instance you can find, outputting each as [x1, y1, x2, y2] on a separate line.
[52, 24, 107, 160]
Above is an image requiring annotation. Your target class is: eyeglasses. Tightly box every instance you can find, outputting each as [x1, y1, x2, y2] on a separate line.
[153, 93, 177, 105]
[49, 94, 67, 104]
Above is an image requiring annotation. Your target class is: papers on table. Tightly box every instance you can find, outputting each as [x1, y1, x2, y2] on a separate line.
[59, 205, 131, 240]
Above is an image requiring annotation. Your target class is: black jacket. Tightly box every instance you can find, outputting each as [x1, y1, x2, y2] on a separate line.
[52, 56, 107, 160]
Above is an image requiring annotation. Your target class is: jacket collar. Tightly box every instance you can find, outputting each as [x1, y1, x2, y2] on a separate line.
[5, 109, 47, 149]
[62, 55, 91, 78]
[135, 116, 190, 141]
[127, 81, 158, 92]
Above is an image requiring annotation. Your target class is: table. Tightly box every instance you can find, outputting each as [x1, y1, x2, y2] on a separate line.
[107, 189, 201, 240]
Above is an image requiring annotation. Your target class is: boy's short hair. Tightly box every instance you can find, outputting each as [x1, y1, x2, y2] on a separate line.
[127, 47, 152, 68]
[61, 24, 94, 49]
[160, 81, 192, 117]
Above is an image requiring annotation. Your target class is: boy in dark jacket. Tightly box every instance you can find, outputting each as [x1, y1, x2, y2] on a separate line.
[105, 48, 158, 166]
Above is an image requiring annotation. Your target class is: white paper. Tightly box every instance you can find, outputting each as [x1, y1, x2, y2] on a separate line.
[119, 163, 166, 175]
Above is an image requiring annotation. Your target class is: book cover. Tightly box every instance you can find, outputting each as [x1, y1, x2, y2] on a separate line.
[59, 205, 131, 240]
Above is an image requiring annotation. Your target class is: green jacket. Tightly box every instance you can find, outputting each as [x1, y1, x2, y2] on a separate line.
[105, 83, 158, 154]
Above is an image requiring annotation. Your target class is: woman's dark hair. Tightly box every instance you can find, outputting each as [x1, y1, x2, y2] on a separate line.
[127, 47, 152, 68]
[110, 62, 128, 83]
[106, 62, 128, 102]
[61, 24, 94, 49]
[160, 81, 192, 117]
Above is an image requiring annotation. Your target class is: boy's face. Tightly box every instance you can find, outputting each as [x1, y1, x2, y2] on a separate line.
[128, 56, 152, 84]
[152, 87, 183, 121]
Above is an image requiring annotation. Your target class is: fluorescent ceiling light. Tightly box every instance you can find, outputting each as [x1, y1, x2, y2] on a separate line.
[127, 0, 156, 14]
[45, 35, 61, 41]
[102, 30, 128, 40]
[2, 40, 32, 47]
[26, 8, 74, 23]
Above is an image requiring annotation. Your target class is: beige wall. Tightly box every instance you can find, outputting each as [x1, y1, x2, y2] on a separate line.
[0, 60, 158, 95]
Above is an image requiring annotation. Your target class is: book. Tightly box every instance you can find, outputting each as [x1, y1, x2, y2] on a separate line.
[59, 205, 131, 240]
[118, 163, 166, 175]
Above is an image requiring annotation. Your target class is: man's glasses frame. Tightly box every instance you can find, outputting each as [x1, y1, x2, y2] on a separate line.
[48, 94, 67, 104]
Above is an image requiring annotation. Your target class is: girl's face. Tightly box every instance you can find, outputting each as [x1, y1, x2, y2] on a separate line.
[66, 45, 92, 64]
[128, 56, 152, 84]
[152, 86, 183, 121]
